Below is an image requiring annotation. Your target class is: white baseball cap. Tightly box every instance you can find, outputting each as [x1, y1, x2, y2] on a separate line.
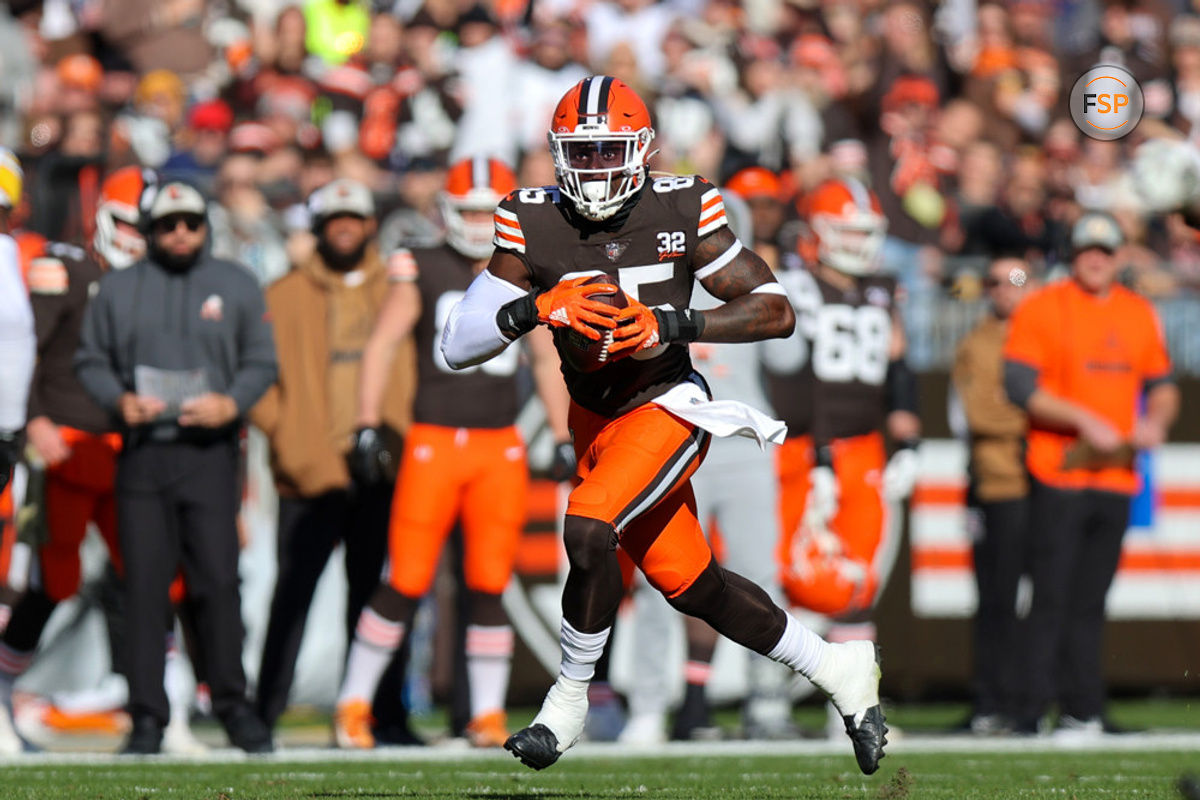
[147, 181, 207, 221]
[307, 178, 375, 224]
[1071, 211, 1123, 254]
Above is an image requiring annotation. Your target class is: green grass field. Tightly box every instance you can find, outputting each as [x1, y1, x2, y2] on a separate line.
[1, 749, 1198, 800]
[2, 699, 1197, 800]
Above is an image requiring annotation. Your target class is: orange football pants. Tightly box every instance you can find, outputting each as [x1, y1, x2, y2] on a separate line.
[776, 431, 887, 599]
[40, 428, 123, 602]
[567, 400, 712, 599]
[387, 423, 528, 597]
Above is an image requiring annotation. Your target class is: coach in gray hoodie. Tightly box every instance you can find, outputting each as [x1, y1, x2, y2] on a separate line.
[75, 179, 277, 755]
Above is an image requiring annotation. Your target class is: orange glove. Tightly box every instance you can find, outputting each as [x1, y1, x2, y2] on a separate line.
[535, 276, 621, 340]
[610, 302, 706, 358]
[608, 301, 661, 357]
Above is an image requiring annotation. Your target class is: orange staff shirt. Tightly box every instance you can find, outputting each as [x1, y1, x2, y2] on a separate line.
[1003, 278, 1171, 495]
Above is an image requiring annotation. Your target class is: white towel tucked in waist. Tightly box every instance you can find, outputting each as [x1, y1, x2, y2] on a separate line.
[652, 381, 787, 449]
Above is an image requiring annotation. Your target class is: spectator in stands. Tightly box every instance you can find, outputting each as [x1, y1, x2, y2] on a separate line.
[161, 99, 235, 192]
[712, 37, 822, 175]
[449, 5, 520, 165]
[93, 0, 214, 79]
[951, 255, 1035, 735]
[28, 108, 106, 246]
[74, 180, 277, 754]
[303, 0, 370, 66]
[961, 153, 1068, 267]
[250, 177, 418, 742]
[208, 152, 291, 286]
[1004, 211, 1179, 736]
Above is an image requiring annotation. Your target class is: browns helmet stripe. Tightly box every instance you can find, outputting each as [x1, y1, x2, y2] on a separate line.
[845, 177, 871, 211]
[578, 75, 614, 119]
[472, 155, 489, 192]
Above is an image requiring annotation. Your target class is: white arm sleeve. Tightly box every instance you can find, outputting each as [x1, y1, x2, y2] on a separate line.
[441, 268, 530, 370]
[0, 235, 35, 431]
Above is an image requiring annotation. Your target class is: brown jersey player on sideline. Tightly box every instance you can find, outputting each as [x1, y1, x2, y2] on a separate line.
[333, 157, 571, 750]
[440, 76, 888, 776]
[764, 179, 921, 665]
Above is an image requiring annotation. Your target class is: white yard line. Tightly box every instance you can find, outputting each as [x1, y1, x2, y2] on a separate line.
[3, 732, 1200, 767]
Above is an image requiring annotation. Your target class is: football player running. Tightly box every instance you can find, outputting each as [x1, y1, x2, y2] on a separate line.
[441, 76, 888, 775]
[763, 178, 920, 733]
[334, 156, 571, 749]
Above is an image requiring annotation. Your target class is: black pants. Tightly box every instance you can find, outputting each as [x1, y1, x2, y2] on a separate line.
[117, 438, 247, 726]
[969, 495, 1030, 718]
[1021, 480, 1130, 722]
[255, 484, 400, 729]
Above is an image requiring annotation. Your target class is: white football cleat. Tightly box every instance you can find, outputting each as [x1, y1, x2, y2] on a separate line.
[810, 641, 887, 775]
[504, 675, 588, 770]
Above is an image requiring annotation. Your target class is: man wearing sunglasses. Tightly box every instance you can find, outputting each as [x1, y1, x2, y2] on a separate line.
[75, 179, 278, 755]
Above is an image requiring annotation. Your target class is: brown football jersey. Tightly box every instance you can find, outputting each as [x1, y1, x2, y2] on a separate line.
[27, 241, 113, 434]
[764, 265, 895, 443]
[493, 177, 729, 417]
[406, 245, 522, 428]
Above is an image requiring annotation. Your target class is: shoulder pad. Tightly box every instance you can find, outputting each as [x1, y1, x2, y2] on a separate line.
[387, 248, 419, 282]
[28, 257, 70, 295]
[44, 241, 87, 262]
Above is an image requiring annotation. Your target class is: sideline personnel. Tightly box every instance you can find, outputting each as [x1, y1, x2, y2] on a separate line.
[951, 255, 1033, 734]
[250, 178, 417, 738]
[1004, 212, 1178, 735]
[75, 180, 278, 754]
[335, 156, 568, 749]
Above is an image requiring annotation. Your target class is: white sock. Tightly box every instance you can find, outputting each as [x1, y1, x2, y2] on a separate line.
[466, 624, 513, 717]
[767, 612, 828, 678]
[338, 609, 405, 704]
[559, 620, 610, 682]
[164, 636, 194, 725]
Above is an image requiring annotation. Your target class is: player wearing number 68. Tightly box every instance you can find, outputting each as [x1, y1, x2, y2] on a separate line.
[439, 76, 890, 777]
[762, 178, 922, 639]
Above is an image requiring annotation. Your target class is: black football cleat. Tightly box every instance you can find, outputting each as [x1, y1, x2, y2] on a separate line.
[504, 724, 563, 770]
[842, 704, 888, 775]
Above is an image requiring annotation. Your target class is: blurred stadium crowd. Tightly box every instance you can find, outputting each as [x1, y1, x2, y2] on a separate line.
[4, 0, 1200, 370]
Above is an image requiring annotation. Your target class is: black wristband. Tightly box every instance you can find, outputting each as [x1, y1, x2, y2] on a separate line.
[885, 358, 919, 414]
[652, 308, 705, 344]
[496, 292, 539, 341]
[815, 444, 834, 468]
[896, 437, 921, 451]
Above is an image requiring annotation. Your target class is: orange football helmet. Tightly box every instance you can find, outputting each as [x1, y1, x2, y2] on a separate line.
[440, 156, 517, 260]
[781, 521, 878, 617]
[94, 166, 147, 269]
[725, 166, 783, 202]
[547, 76, 655, 221]
[801, 178, 886, 276]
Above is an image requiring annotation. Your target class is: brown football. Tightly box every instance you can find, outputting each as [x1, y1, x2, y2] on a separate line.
[556, 273, 627, 373]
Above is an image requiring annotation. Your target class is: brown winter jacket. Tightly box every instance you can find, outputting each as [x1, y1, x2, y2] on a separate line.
[250, 245, 415, 497]
[952, 314, 1029, 502]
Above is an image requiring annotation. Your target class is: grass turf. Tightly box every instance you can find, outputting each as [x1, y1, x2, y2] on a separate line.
[1, 750, 1198, 799]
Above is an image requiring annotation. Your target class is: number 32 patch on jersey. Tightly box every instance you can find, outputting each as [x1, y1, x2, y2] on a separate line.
[656, 231, 685, 260]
